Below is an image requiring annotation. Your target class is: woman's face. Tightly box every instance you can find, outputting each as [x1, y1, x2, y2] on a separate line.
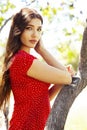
[20, 18, 42, 52]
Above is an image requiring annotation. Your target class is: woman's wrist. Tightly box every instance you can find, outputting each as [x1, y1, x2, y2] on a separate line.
[40, 47, 46, 55]
[37, 46, 46, 56]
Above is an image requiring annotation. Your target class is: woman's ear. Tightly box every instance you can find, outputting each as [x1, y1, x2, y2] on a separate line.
[13, 26, 21, 36]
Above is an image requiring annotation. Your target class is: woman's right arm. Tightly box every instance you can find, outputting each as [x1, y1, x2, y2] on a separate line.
[27, 59, 72, 85]
[35, 39, 66, 71]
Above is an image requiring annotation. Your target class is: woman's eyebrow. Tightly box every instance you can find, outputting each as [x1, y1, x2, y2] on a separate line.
[28, 24, 42, 28]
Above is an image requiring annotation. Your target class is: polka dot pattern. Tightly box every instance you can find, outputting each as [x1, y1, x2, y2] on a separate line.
[9, 50, 51, 130]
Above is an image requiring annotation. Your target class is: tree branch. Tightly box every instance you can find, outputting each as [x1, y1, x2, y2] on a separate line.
[0, 16, 13, 32]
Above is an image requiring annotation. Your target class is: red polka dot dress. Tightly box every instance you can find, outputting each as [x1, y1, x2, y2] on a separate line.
[9, 50, 51, 130]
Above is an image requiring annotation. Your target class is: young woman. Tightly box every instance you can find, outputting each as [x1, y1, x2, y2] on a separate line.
[0, 7, 73, 130]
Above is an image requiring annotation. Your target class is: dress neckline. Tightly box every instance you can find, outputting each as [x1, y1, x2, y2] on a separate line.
[18, 50, 29, 54]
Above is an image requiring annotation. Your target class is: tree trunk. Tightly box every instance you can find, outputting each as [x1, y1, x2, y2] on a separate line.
[46, 25, 87, 130]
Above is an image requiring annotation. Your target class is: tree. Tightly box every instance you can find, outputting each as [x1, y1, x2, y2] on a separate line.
[46, 23, 87, 130]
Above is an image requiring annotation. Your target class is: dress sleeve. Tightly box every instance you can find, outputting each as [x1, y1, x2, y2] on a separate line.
[12, 52, 36, 75]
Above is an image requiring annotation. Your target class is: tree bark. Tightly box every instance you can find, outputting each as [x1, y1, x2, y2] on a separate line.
[46, 26, 87, 130]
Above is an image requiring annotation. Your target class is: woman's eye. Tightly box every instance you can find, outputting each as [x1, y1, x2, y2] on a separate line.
[37, 28, 42, 32]
[26, 27, 32, 30]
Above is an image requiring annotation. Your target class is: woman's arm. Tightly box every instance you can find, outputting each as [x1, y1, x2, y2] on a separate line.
[34, 39, 73, 98]
[49, 84, 63, 101]
[34, 39, 73, 99]
[34, 39, 66, 71]
[27, 59, 72, 85]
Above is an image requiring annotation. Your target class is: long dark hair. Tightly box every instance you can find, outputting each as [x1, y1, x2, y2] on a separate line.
[0, 7, 43, 108]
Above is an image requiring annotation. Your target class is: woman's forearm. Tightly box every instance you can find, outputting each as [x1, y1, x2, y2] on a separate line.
[49, 84, 63, 101]
[39, 48, 66, 71]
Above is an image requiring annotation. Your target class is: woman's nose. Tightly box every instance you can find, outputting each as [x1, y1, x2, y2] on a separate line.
[32, 30, 38, 37]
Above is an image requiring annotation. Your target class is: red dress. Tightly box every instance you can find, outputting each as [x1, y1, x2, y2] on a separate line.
[9, 50, 51, 130]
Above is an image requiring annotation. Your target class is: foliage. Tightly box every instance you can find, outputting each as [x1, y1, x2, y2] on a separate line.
[0, 0, 15, 28]
[57, 42, 79, 71]
[40, 5, 57, 22]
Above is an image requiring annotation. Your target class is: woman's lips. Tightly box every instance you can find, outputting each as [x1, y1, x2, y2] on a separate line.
[29, 40, 37, 44]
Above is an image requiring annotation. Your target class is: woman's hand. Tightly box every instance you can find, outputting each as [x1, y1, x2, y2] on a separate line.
[66, 64, 75, 77]
[34, 38, 44, 54]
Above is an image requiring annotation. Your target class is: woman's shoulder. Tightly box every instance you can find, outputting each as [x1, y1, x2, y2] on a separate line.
[12, 50, 36, 63]
[10, 50, 37, 68]
[10, 50, 36, 69]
